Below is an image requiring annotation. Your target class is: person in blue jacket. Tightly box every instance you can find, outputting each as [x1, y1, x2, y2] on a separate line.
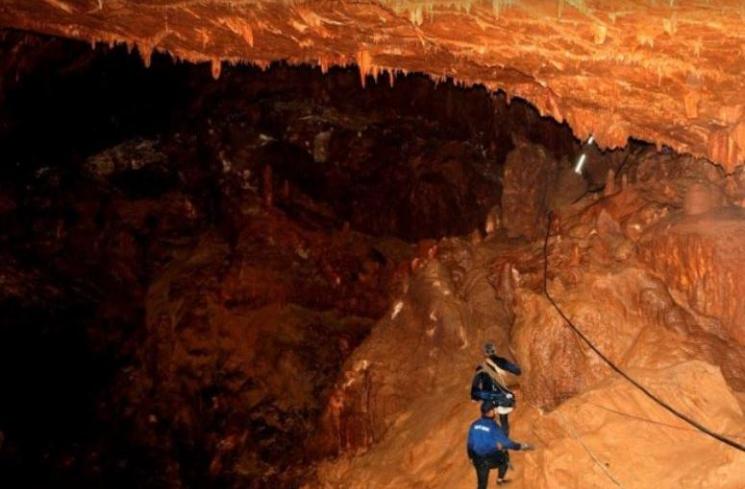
[467, 400, 534, 487]
[470, 342, 522, 436]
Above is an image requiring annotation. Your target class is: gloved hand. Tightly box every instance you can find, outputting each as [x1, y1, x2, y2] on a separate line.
[520, 443, 535, 451]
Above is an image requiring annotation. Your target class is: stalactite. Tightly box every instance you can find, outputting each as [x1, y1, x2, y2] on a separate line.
[319, 56, 329, 74]
[356, 49, 372, 88]
[138, 43, 153, 68]
[211, 58, 222, 79]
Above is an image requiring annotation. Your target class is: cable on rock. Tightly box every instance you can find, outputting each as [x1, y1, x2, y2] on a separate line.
[542, 211, 745, 453]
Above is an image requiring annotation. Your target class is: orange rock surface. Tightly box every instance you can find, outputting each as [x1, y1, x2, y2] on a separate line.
[310, 142, 745, 488]
[315, 362, 745, 489]
[3, 1, 745, 170]
[639, 210, 745, 345]
[4, 30, 745, 487]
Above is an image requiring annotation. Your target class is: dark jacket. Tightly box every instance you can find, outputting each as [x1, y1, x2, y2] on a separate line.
[470, 356, 521, 407]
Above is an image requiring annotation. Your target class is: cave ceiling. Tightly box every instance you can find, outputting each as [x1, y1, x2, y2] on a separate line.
[2, 1, 745, 171]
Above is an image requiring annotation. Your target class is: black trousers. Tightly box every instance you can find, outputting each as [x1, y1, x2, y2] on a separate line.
[499, 413, 510, 436]
[498, 413, 511, 469]
[471, 452, 508, 489]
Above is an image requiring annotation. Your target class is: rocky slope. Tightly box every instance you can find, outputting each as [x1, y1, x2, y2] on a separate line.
[311, 145, 745, 488]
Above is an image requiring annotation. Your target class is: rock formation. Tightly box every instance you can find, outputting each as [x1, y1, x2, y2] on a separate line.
[3, 1, 745, 171]
[312, 142, 745, 489]
[2, 24, 745, 489]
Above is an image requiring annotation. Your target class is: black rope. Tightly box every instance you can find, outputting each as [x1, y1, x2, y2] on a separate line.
[542, 211, 745, 452]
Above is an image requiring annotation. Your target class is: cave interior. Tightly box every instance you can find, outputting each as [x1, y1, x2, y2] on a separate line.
[1, 17, 745, 489]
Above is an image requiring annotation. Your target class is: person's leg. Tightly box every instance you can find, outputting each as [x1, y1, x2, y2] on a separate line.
[499, 413, 510, 436]
[473, 458, 490, 489]
[495, 451, 509, 481]
[498, 414, 511, 471]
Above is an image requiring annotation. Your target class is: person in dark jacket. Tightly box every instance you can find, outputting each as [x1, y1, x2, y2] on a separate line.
[470, 342, 522, 436]
[467, 401, 533, 488]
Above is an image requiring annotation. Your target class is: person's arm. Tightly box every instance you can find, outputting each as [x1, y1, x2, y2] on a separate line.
[470, 371, 489, 401]
[495, 356, 522, 376]
[472, 371, 508, 401]
[493, 429, 524, 451]
[466, 425, 477, 459]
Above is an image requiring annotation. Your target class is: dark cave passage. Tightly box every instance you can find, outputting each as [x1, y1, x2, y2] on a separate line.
[0, 30, 610, 243]
[0, 30, 649, 489]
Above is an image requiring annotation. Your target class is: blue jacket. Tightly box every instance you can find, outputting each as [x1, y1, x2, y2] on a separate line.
[467, 417, 521, 457]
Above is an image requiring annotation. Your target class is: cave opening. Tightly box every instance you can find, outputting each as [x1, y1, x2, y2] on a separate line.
[3, 28, 744, 489]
